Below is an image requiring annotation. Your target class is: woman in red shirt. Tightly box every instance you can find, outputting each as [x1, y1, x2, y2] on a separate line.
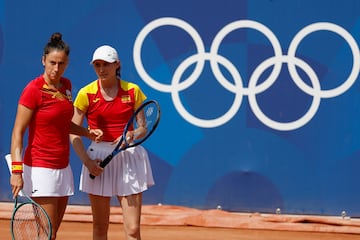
[9, 32, 102, 240]
[71, 45, 154, 240]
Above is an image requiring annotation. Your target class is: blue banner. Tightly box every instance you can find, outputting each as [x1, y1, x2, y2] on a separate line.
[1, 0, 360, 216]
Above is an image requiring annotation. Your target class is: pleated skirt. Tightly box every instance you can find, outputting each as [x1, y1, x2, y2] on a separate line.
[79, 141, 155, 197]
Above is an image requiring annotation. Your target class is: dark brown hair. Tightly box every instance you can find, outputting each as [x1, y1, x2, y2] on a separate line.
[43, 32, 70, 56]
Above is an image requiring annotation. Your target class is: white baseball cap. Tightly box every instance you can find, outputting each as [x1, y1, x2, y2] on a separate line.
[91, 45, 119, 64]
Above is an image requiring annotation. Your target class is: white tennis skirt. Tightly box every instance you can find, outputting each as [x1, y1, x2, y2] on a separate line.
[79, 141, 155, 197]
[23, 164, 74, 197]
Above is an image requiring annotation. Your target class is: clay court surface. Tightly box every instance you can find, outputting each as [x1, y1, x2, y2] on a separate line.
[1, 203, 360, 239]
[1, 220, 359, 240]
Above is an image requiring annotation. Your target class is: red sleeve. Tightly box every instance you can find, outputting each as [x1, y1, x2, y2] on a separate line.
[19, 80, 41, 109]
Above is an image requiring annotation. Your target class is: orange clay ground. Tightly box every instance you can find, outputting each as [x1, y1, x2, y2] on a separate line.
[1, 203, 360, 239]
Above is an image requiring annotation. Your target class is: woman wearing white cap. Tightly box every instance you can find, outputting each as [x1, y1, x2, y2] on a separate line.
[70, 45, 154, 240]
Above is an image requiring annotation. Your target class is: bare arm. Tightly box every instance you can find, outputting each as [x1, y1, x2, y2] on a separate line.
[70, 107, 103, 177]
[122, 110, 147, 143]
[10, 105, 33, 198]
[70, 120, 103, 142]
[133, 110, 147, 139]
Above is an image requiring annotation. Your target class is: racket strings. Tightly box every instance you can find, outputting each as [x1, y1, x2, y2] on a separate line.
[144, 106, 156, 127]
[132, 103, 159, 145]
[12, 203, 51, 239]
[145, 105, 155, 117]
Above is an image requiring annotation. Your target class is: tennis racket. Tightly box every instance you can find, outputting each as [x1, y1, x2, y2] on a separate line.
[90, 99, 161, 179]
[5, 154, 52, 240]
[11, 190, 52, 240]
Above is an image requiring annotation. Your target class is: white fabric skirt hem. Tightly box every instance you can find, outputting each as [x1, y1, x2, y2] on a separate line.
[23, 164, 74, 197]
[79, 141, 155, 197]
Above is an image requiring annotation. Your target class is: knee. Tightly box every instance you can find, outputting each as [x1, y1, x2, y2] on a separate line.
[125, 223, 140, 238]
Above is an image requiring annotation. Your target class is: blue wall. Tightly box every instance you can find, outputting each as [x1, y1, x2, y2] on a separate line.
[1, 0, 360, 216]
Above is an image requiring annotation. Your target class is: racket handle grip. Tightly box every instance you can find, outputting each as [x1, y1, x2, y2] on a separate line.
[89, 155, 114, 179]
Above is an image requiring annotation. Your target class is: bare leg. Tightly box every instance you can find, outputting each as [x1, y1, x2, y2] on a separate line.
[117, 193, 142, 240]
[34, 196, 69, 240]
[89, 194, 111, 240]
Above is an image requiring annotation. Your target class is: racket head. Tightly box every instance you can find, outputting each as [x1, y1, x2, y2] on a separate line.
[11, 192, 52, 240]
[89, 100, 160, 179]
[123, 100, 161, 147]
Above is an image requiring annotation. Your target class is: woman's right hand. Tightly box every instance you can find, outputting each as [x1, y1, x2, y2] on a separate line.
[84, 158, 103, 177]
[10, 174, 23, 199]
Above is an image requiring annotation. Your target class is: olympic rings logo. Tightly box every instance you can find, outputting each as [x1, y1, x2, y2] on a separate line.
[133, 17, 360, 130]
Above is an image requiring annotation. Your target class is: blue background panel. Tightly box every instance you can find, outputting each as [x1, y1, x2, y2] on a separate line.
[1, 0, 360, 217]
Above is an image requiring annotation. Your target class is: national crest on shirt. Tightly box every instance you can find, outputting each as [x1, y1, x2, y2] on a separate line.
[121, 95, 131, 103]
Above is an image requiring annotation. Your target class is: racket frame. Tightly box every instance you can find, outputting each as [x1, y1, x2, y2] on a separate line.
[11, 190, 52, 240]
[90, 100, 160, 179]
[5, 154, 52, 240]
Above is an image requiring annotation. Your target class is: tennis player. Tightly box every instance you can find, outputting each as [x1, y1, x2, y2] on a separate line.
[9, 32, 103, 240]
[70, 45, 155, 240]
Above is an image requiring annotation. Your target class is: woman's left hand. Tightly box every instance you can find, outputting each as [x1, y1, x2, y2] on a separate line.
[89, 129, 103, 142]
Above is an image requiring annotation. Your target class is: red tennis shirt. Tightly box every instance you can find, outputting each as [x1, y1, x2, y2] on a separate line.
[19, 75, 74, 169]
[73, 79, 146, 142]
